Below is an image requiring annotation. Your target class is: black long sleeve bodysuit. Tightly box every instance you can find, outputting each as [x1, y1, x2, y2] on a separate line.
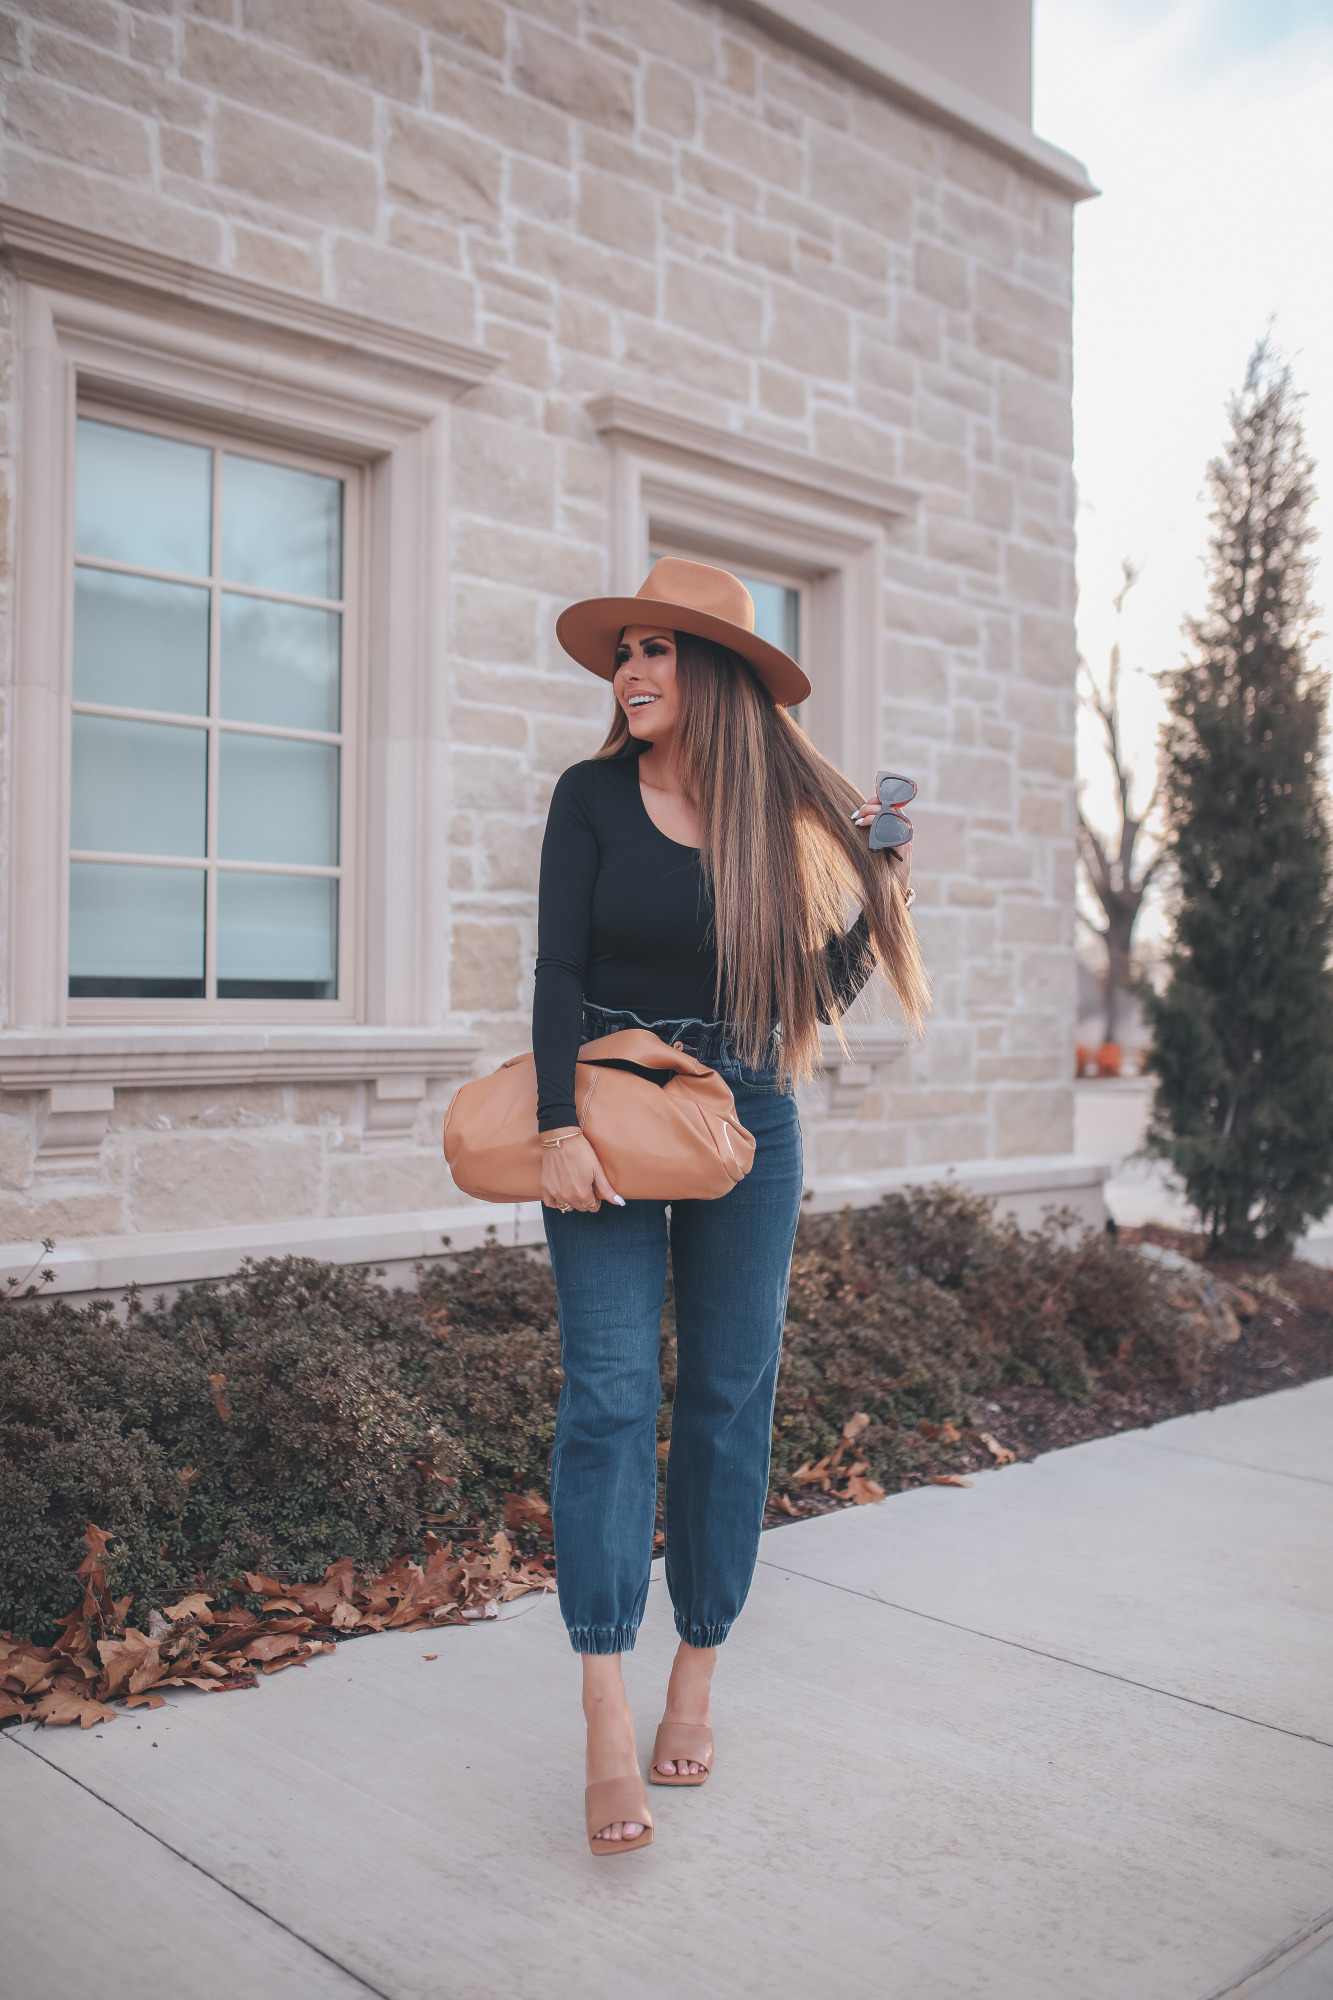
[533, 753, 877, 1131]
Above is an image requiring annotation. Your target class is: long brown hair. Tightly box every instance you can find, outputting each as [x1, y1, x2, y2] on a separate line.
[596, 631, 929, 1079]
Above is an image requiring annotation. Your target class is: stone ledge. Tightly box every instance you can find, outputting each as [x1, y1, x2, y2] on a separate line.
[0, 1031, 486, 1175]
[3, 1153, 1112, 1300]
[0, 1203, 528, 1299]
[0, 1027, 486, 1092]
[804, 1153, 1111, 1233]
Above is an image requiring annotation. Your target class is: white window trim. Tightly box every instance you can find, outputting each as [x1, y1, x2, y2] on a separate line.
[590, 394, 918, 1099]
[2, 207, 499, 1055]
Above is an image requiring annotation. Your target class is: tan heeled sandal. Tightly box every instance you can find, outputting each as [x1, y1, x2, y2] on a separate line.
[585, 1776, 654, 1857]
[649, 1720, 714, 1786]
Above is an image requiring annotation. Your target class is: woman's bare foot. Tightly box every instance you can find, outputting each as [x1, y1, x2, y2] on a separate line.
[583, 1656, 644, 1842]
[655, 1640, 716, 1778]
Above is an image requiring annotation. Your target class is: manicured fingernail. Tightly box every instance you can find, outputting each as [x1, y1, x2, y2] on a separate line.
[611, 1195, 625, 1206]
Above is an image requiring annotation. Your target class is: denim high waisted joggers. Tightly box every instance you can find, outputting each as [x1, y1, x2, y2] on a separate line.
[542, 1002, 803, 1655]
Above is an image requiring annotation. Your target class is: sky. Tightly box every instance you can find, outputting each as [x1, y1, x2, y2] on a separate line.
[1032, 0, 1333, 935]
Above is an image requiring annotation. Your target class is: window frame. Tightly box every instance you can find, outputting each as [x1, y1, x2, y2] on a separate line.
[3, 222, 497, 1039]
[590, 394, 917, 780]
[66, 398, 365, 1024]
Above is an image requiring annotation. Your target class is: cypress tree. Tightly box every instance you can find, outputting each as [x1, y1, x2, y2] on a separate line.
[1144, 341, 1333, 1254]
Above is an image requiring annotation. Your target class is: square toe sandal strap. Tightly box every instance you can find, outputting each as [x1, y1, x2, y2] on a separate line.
[652, 1722, 714, 1768]
[585, 1776, 653, 1837]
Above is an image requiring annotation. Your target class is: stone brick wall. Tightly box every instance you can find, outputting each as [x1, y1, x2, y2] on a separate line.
[0, 0, 1080, 1246]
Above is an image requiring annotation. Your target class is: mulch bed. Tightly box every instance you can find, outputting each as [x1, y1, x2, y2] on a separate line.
[762, 1224, 1333, 1525]
[7, 1203, 1330, 1729]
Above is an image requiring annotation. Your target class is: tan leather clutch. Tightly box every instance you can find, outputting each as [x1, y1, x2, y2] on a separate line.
[442, 1028, 757, 1203]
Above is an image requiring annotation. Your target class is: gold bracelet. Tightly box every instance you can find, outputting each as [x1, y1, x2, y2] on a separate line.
[540, 1131, 582, 1149]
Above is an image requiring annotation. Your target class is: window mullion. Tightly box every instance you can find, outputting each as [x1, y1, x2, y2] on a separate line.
[205, 446, 223, 1002]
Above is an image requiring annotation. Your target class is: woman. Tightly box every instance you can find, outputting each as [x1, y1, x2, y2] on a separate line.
[536, 558, 927, 1857]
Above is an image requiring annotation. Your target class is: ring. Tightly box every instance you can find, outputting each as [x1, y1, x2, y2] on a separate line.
[559, 1204, 572, 1213]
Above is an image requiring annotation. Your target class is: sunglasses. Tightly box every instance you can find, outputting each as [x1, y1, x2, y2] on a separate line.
[867, 771, 916, 852]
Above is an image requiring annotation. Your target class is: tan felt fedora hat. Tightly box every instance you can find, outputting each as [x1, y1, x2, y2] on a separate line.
[556, 556, 811, 707]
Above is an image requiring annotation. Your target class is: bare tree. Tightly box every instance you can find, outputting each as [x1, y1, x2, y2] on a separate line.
[1077, 561, 1163, 1045]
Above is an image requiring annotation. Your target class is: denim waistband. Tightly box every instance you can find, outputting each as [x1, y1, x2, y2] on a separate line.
[581, 1001, 781, 1086]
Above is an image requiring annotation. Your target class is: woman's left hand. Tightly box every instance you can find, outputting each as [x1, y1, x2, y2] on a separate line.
[852, 793, 912, 891]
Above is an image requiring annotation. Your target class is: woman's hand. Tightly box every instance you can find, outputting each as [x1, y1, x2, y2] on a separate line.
[540, 1128, 625, 1213]
[852, 792, 912, 894]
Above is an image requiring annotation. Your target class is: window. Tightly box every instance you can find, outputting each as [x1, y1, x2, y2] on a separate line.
[594, 396, 915, 780]
[8, 229, 495, 1039]
[741, 573, 800, 663]
[68, 413, 354, 1010]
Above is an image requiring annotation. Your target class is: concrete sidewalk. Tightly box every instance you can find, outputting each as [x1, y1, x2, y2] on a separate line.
[4, 1382, 1331, 2000]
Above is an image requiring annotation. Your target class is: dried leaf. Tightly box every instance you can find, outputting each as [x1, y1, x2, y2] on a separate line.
[2, 1655, 56, 1695]
[938, 1421, 962, 1445]
[76, 1524, 116, 1575]
[208, 1372, 232, 1423]
[841, 1412, 871, 1441]
[979, 1432, 1015, 1466]
[125, 1693, 166, 1711]
[243, 1632, 305, 1663]
[322, 1557, 356, 1602]
[502, 1490, 554, 1539]
[927, 1475, 973, 1488]
[916, 1420, 940, 1441]
[96, 1630, 158, 1700]
[330, 1601, 361, 1631]
[242, 1571, 286, 1599]
[33, 1686, 117, 1728]
[486, 1530, 514, 1581]
[0, 1691, 31, 1721]
[162, 1593, 215, 1626]
[773, 1493, 799, 1517]
[842, 1474, 886, 1505]
[792, 1456, 834, 1488]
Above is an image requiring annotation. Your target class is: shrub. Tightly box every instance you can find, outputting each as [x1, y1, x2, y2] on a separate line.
[0, 1260, 464, 1645]
[762, 1187, 1203, 1492]
[1, 1194, 1203, 1645]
